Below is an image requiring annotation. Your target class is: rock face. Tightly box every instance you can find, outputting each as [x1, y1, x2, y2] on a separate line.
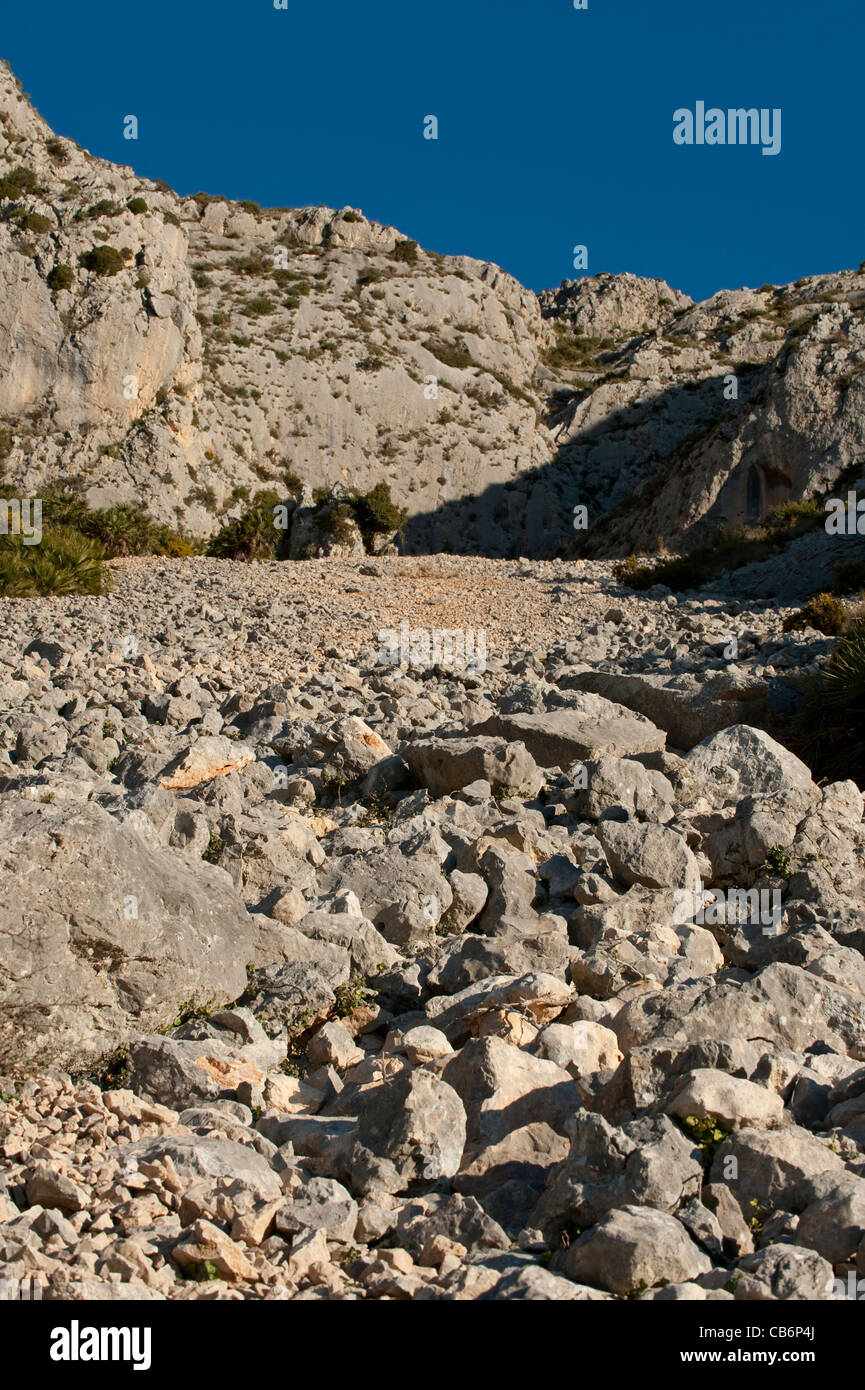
[0, 61, 553, 554]
[2, 59, 864, 563]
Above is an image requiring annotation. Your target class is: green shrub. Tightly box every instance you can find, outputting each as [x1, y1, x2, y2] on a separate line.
[126, 197, 147, 214]
[188, 484, 218, 512]
[40, 491, 199, 558]
[789, 615, 865, 785]
[782, 592, 850, 636]
[232, 252, 265, 276]
[422, 338, 475, 370]
[45, 138, 69, 165]
[47, 264, 75, 292]
[0, 528, 107, 597]
[541, 327, 617, 373]
[0, 166, 38, 200]
[19, 212, 52, 234]
[182, 1260, 221, 1283]
[679, 1114, 732, 1166]
[820, 620, 865, 706]
[763, 845, 792, 877]
[342, 210, 363, 222]
[333, 976, 373, 1016]
[243, 296, 276, 316]
[78, 245, 128, 277]
[350, 482, 406, 543]
[614, 497, 827, 593]
[316, 502, 356, 546]
[76, 198, 122, 221]
[206, 489, 286, 560]
[391, 238, 418, 264]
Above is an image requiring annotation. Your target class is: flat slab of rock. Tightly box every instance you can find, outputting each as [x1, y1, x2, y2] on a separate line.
[470, 701, 665, 766]
[562, 669, 770, 751]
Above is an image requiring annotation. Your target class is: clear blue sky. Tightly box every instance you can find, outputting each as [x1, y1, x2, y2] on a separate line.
[2, 0, 860, 302]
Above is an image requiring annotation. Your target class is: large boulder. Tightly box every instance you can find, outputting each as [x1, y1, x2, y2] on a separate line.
[441, 1034, 580, 1143]
[403, 737, 543, 798]
[558, 1205, 711, 1294]
[0, 797, 260, 1074]
[685, 725, 818, 814]
[596, 820, 701, 892]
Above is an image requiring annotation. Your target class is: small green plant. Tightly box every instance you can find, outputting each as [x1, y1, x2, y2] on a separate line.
[679, 1113, 731, 1165]
[243, 296, 276, 316]
[126, 197, 148, 214]
[357, 792, 393, 827]
[334, 976, 372, 1017]
[182, 1260, 221, 1282]
[203, 831, 224, 864]
[763, 845, 792, 877]
[165, 997, 213, 1031]
[102, 720, 117, 739]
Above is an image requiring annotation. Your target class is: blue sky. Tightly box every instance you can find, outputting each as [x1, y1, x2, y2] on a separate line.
[1, 0, 859, 302]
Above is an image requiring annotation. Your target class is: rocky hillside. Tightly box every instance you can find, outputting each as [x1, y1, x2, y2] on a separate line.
[2, 555, 865, 1303]
[0, 61, 552, 553]
[3, 57, 865, 563]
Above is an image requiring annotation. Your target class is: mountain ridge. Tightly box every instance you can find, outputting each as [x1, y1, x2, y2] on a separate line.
[2, 58, 864, 562]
